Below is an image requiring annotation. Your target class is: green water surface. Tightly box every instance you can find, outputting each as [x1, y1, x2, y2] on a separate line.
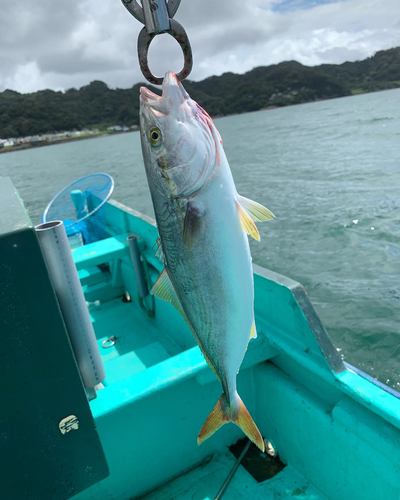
[1, 88, 399, 389]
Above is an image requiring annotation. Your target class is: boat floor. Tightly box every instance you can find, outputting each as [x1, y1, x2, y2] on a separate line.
[90, 298, 181, 385]
[140, 449, 327, 500]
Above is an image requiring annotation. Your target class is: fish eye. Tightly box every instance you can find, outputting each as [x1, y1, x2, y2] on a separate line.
[149, 127, 162, 146]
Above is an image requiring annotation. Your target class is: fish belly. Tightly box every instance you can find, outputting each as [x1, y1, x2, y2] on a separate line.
[157, 166, 254, 394]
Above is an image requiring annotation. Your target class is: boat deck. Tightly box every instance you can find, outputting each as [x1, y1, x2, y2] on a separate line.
[140, 449, 326, 500]
[87, 292, 326, 500]
[89, 297, 182, 385]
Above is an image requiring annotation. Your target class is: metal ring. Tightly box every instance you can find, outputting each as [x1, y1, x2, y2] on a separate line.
[122, 0, 181, 25]
[137, 19, 193, 85]
[102, 336, 116, 348]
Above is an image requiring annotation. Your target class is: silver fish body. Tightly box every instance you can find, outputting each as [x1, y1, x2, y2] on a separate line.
[139, 72, 274, 450]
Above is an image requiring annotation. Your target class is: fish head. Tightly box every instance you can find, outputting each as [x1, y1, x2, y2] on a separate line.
[140, 71, 221, 199]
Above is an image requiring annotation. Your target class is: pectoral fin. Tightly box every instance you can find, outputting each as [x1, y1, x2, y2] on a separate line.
[238, 195, 275, 222]
[183, 202, 205, 249]
[237, 201, 260, 241]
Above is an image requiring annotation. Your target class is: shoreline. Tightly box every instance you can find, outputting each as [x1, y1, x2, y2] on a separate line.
[2, 86, 398, 155]
[0, 129, 138, 155]
[0, 96, 344, 156]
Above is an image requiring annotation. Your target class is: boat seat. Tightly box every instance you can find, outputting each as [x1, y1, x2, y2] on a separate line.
[72, 233, 130, 271]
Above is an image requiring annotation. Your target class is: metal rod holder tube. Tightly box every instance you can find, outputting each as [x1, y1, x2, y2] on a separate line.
[128, 235, 149, 298]
[36, 221, 106, 389]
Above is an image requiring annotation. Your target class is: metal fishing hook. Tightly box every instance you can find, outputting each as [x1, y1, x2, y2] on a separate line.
[121, 0, 193, 85]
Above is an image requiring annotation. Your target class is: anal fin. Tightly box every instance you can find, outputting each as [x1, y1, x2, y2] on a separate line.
[250, 318, 257, 340]
[151, 269, 185, 319]
[151, 268, 220, 381]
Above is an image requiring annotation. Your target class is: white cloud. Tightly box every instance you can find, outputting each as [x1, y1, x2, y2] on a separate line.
[0, 0, 399, 93]
[1, 62, 47, 94]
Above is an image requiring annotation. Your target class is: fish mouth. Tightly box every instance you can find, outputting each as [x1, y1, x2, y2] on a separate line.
[140, 71, 189, 118]
[140, 86, 166, 118]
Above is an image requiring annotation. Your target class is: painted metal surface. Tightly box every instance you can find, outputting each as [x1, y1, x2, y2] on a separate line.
[0, 178, 109, 500]
[72, 198, 400, 500]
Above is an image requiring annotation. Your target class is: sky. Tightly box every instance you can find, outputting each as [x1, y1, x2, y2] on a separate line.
[0, 0, 399, 94]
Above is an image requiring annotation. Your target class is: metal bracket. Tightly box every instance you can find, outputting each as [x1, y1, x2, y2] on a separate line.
[121, 0, 192, 85]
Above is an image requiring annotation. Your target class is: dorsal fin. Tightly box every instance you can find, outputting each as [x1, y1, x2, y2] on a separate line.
[237, 194, 275, 222]
[237, 201, 260, 241]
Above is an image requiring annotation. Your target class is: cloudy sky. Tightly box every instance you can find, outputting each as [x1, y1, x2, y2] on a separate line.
[1, 0, 399, 94]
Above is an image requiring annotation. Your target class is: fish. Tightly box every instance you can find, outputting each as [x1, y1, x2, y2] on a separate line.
[139, 71, 274, 451]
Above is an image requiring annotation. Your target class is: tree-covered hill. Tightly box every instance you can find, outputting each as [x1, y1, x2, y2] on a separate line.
[0, 46, 399, 139]
[318, 47, 400, 92]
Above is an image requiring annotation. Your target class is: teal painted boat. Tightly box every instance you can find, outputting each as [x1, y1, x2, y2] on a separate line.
[1, 176, 400, 500]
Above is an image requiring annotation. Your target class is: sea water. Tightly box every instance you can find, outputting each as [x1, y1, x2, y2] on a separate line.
[1, 88, 399, 389]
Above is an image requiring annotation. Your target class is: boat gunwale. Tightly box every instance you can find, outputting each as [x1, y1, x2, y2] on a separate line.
[252, 264, 400, 403]
[344, 362, 400, 400]
[253, 263, 346, 375]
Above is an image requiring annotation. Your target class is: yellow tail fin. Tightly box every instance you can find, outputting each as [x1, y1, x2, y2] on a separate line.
[197, 393, 265, 452]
